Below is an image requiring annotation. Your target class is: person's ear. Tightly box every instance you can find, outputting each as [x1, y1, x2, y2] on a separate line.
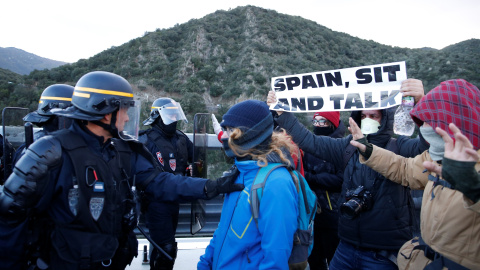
[102, 113, 112, 124]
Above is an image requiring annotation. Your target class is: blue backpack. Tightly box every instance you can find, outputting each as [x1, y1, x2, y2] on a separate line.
[250, 163, 317, 269]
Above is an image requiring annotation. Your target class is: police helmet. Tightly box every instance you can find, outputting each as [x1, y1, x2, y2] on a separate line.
[23, 84, 74, 124]
[55, 71, 135, 121]
[143, 97, 187, 126]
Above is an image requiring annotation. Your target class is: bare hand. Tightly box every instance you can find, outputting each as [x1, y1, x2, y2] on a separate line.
[423, 123, 480, 176]
[348, 117, 366, 152]
[442, 123, 479, 162]
[401, 79, 425, 104]
[267, 90, 283, 115]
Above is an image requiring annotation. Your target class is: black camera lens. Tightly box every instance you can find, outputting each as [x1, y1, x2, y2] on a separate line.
[340, 197, 363, 219]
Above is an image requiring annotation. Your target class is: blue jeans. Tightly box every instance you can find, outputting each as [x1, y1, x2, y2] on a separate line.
[329, 241, 398, 270]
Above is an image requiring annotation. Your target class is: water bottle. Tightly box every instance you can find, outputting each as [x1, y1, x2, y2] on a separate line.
[394, 96, 415, 136]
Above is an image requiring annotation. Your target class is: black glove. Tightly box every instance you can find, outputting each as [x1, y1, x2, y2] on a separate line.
[442, 157, 480, 203]
[204, 166, 244, 199]
[355, 137, 373, 159]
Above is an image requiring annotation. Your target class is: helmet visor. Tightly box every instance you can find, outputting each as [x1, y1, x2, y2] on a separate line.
[158, 101, 188, 125]
[119, 100, 140, 141]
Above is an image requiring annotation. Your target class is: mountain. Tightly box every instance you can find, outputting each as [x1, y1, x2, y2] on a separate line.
[2, 5, 479, 122]
[0, 47, 68, 75]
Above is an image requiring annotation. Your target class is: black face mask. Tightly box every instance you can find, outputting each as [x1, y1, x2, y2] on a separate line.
[154, 119, 177, 136]
[313, 126, 335, 136]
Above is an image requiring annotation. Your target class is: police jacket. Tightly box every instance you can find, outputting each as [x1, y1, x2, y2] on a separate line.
[139, 125, 193, 175]
[302, 121, 345, 229]
[0, 121, 208, 269]
[275, 109, 429, 251]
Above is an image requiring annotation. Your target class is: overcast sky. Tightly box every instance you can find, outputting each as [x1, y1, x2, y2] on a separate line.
[1, 0, 479, 63]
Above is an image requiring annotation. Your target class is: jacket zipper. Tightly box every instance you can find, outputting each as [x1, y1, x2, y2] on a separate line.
[245, 249, 251, 263]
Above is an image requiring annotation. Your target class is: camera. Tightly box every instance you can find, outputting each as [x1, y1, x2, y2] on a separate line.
[340, 186, 373, 219]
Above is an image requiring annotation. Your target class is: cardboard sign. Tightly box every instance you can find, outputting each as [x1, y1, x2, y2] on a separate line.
[269, 61, 407, 112]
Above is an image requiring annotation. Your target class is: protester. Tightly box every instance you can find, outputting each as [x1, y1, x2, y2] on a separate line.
[198, 100, 299, 270]
[139, 97, 193, 270]
[213, 112, 305, 175]
[0, 71, 243, 270]
[423, 125, 480, 207]
[267, 78, 429, 270]
[349, 79, 480, 270]
[303, 111, 345, 270]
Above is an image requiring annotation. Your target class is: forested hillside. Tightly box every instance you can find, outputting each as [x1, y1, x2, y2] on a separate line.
[0, 47, 67, 75]
[1, 5, 479, 125]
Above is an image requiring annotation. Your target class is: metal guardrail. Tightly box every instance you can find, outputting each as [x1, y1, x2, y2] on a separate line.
[185, 133, 222, 149]
[138, 133, 225, 237]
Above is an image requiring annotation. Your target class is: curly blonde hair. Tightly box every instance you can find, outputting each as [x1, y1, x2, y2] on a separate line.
[227, 127, 296, 167]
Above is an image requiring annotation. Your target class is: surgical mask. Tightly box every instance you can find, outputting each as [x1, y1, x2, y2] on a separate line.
[361, 118, 380, 135]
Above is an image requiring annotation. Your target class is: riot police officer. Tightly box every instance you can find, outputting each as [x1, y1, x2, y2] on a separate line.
[139, 98, 192, 270]
[23, 84, 75, 139]
[12, 84, 74, 164]
[0, 71, 243, 270]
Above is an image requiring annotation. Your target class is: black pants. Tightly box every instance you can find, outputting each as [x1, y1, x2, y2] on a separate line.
[145, 201, 180, 270]
[308, 225, 339, 270]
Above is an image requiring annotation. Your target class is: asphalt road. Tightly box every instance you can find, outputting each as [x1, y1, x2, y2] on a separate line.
[126, 237, 211, 270]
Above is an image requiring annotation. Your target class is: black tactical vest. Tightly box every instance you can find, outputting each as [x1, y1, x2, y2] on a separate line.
[48, 130, 137, 267]
[55, 129, 133, 235]
[142, 128, 189, 175]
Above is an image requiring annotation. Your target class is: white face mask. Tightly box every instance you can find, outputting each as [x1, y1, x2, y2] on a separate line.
[361, 118, 381, 135]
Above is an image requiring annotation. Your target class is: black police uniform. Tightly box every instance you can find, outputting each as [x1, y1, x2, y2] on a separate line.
[12, 84, 74, 166]
[0, 71, 241, 270]
[0, 121, 208, 270]
[139, 122, 193, 270]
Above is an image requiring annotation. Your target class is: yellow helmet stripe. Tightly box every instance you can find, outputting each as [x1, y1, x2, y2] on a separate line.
[74, 92, 90, 98]
[75, 86, 134, 98]
[151, 106, 178, 109]
[40, 96, 72, 101]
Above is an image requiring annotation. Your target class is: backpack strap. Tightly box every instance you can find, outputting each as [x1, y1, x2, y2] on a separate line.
[289, 170, 310, 216]
[412, 236, 469, 270]
[250, 163, 287, 227]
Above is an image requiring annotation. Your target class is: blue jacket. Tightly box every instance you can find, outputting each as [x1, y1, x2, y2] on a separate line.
[198, 159, 298, 270]
[275, 109, 429, 250]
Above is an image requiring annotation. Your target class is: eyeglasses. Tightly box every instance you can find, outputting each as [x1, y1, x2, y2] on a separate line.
[221, 126, 235, 136]
[312, 119, 329, 126]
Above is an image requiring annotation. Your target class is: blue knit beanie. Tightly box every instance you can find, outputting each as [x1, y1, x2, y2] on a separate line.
[221, 100, 274, 155]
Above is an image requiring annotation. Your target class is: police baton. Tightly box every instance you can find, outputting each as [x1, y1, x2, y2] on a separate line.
[136, 225, 173, 261]
[25, 122, 34, 148]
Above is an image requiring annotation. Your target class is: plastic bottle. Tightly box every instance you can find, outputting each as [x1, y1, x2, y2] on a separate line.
[394, 96, 415, 136]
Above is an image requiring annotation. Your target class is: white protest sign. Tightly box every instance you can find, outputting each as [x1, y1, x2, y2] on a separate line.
[269, 61, 407, 112]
